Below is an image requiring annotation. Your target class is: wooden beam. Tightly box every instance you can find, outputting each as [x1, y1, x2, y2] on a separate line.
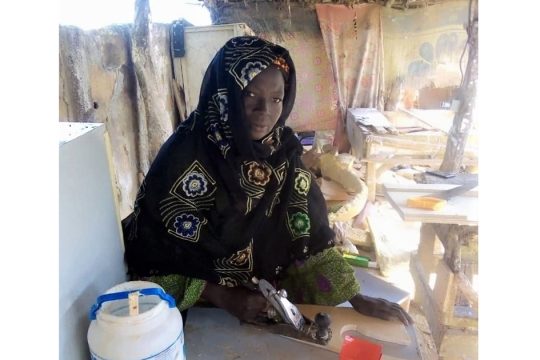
[418, 223, 437, 275]
[456, 271, 478, 309]
[363, 155, 478, 167]
[410, 254, 447, 348]
[439, 0, 478, 172]
[132, 0, 174, 170]
[366, 160, 377, 202]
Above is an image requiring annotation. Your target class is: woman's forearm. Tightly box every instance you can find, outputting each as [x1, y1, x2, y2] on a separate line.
[200, 281, 225, 308]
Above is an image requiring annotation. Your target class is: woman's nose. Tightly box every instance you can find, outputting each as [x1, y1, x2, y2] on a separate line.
[255, 98, 270, 112]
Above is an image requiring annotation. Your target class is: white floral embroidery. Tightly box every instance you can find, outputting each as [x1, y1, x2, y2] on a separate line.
[181, 171, 208, 197]
[217, 93, 228, 123]
[240, 61, 266, 87]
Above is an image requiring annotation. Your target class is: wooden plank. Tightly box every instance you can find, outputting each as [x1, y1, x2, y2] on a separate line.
[383, 191, 471, 224]
[383, 183, 478, 195]
[455, 272, 478, 310]
[408, 303, 439, 360]
[362, 155, 477, 167]
[409, 255, 446, 348]
[432, 261, 456, 318]
[366, 213, 411, 279]
[171, 56, 188, 122]
[366, 135, 448, 154]
[417, 223, 437, 275]
[398, 108, 442, 133]
[382, 185, 478, 225]
[367, 161, 377, 202]
[376, 163, 396, 179]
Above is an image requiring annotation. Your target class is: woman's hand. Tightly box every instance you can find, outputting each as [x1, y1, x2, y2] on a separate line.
[201, 282, 268, 322]
[349, 294, 413, 326]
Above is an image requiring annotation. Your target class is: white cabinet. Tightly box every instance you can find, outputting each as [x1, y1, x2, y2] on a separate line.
[178, 23, 254, 114]
[59, 123, 127, 360]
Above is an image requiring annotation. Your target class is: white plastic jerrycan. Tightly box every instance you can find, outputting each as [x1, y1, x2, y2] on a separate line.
[87, 281, 185, 360]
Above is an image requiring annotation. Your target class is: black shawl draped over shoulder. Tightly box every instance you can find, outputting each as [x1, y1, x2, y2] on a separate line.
[123, 36, 335, 287]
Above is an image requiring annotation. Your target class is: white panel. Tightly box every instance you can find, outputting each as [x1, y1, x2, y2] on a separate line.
[181, 23, 254, 113]
[59, 123, 127, 360]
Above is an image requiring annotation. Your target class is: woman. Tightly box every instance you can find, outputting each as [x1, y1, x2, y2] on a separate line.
[123, 36, 411, 325]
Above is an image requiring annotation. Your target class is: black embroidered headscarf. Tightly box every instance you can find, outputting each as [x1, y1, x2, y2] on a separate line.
[123, 36, 335, 287]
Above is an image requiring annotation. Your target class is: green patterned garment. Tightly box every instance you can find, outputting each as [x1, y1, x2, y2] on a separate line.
[279, 247, 360, 305]
[148, 247, 359, 310]
[146, 274, 206, 311]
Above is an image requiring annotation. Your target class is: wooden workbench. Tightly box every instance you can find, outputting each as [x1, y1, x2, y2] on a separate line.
[383, 183, 478, 359]
[184, 307, 337, 359]
[346, 109, 478, 202]
[183, 268, 427, 359]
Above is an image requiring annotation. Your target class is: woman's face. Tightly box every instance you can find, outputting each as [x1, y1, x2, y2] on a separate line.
[242, 66, 285, 140]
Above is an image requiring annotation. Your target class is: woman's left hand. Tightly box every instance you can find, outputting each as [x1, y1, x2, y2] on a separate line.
[349, 294, 413, 326]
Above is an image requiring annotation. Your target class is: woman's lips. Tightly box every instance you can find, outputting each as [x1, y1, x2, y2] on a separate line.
[250, 119, 269, 131]
[249, 123, 269, 139]
[252, 123, 267, 130]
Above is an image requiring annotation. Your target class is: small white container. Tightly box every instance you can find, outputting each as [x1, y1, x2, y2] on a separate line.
[87, 281, 185, 360]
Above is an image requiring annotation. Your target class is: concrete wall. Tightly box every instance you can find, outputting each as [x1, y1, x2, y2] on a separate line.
[59, 24, 176, 219]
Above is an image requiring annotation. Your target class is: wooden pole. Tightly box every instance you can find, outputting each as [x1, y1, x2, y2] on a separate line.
[439, 0, 478, 173]
[132, 0, 174, 175]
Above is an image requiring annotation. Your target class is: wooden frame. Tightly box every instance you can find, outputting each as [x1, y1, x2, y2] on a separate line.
[382, 185, 478, 358]
[363, 155, 478, 202]
[411, 223, 478, 358]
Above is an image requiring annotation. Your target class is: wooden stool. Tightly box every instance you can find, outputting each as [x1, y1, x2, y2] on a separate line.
[411, 223, 478, 359]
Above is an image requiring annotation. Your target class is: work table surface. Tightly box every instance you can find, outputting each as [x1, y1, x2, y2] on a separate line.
[182, 268, 415, 359]
[184, 307, 337, 359]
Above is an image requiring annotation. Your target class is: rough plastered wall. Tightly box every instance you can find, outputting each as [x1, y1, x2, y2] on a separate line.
[59, 24, 176, 219]
[215, 2, 339, 132]
[382, 1, 470, 107]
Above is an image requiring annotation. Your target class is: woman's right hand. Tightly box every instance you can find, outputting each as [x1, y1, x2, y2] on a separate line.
[201, 282, 268, 322]
[349, 293, 413, 326]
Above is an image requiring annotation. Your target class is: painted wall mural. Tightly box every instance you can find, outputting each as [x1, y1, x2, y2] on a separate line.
[382, 1, 470, 107]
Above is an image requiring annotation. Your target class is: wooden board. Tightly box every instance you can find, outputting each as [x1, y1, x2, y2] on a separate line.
[383, 183, 478, 225]
[293, 305, 420, 360]
[320, 178, 355, 201]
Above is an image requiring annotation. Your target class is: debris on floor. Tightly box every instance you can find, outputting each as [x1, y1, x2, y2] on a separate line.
[304, 148, 420, 297]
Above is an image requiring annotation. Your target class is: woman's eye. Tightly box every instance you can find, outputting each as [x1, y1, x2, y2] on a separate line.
[273, 98, 283, 103]
[245, 91, 255, 97]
